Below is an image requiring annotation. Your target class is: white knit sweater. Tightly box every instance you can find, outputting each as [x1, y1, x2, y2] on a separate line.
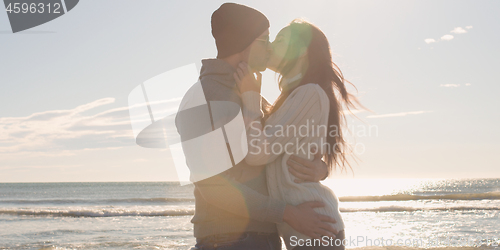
[241, 83, 345, 250]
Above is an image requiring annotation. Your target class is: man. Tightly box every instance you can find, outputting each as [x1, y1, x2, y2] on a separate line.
[176, 3, 338, 250]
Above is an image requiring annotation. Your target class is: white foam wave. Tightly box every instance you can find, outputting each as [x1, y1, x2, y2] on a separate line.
[0, 208, 194, 217]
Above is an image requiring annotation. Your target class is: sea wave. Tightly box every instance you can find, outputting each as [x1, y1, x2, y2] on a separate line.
[0, 197, 195, 205]
[1, 205, 499, 218]
[339, 192, 500, 202]
[0, 208, 195, 217]
[341, 205, 500, 212]
[2, 192, 499, 206]
[14, 244, 500, 250]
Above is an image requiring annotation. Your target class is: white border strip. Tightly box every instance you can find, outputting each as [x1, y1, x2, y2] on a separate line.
[60, 0, 68, 13]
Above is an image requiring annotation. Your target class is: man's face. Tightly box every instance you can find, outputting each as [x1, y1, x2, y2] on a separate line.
[245, 29, 272, 72]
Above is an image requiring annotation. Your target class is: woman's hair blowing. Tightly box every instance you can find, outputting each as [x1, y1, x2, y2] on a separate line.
[265, 19, 365, 175]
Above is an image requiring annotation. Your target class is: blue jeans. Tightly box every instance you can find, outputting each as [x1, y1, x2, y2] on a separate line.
[193, 232, 281, 250]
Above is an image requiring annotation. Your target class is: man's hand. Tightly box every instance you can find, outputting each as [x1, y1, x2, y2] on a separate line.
[283, 202, 338, 239]
[287, 147, 328, 183]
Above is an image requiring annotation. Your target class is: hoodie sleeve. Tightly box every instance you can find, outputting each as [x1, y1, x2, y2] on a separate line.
[194, 171, 286, 223]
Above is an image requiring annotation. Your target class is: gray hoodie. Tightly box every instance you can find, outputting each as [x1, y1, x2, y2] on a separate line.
[176, 58, 286, 239]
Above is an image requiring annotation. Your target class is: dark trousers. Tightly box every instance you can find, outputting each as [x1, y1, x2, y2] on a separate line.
[293, 230, 346, 250]
[194, 232, 282, 250]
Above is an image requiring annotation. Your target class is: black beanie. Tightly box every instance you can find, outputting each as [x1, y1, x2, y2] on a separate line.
[211, 3, 270, 58]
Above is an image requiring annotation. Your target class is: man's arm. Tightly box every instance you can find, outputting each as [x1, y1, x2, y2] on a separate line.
[194, 172, 285, 223]
[287, 150, 329, 183]
[195, 172, 338, 239]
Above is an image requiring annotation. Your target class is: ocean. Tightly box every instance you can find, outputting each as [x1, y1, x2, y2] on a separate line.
[0, 178, 499, 250]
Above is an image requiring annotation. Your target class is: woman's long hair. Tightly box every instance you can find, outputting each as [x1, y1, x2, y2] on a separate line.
[265, 19, 365, 174]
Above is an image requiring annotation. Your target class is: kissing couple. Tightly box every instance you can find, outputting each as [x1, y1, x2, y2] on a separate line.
[176, 2, 363, 250]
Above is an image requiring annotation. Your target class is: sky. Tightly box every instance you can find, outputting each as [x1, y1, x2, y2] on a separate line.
[0, 0, 499, 182]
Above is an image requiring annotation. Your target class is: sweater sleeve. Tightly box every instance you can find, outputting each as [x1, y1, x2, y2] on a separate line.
[194, 172, 286, 223]
[241, 84, 328, 166]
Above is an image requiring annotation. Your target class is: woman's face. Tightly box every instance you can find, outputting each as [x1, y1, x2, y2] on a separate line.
[267, 27, 291, 73]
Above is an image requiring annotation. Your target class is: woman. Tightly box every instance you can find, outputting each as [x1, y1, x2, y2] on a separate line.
[234, 19, 363, 249]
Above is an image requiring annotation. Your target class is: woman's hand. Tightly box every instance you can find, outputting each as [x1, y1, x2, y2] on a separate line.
[233, 62, 262, 93]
